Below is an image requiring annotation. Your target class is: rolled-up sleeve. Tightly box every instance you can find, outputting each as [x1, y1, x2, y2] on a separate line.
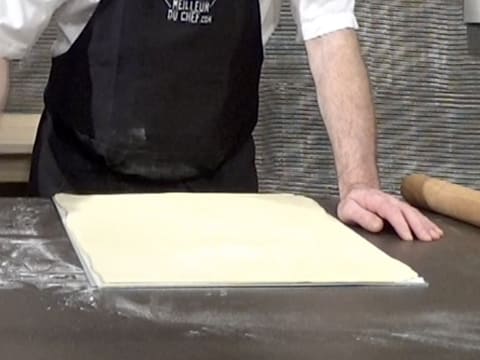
[290, 0, 358, 41]
[0, 0, 64, 59]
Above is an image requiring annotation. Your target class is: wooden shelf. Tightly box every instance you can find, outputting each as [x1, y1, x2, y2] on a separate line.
[0, 113, 40, 155]
[0, 113, 40, 183]
[0, 155, 31, 182]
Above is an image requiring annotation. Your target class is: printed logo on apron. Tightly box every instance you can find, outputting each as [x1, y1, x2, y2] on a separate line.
[163, 0, 216, 24]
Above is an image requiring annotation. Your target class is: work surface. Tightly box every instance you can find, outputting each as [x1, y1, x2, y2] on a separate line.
[0, 197, 479, 359]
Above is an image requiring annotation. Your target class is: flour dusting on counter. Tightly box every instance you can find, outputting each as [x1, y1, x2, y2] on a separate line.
[357, 311, 480, 352]
[0, 199, 87, 291]
[0, 235, 87, 290]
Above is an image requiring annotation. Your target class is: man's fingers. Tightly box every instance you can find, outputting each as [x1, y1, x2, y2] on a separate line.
[401, 205, 443, 241]
[339, 187, 443, 242]
[338, 199, 384, 233]
[400, 205, 434, 241]
[363, 197, 414, 241]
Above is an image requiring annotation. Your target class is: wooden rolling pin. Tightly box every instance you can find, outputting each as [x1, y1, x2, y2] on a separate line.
[401, 174, 480, 227]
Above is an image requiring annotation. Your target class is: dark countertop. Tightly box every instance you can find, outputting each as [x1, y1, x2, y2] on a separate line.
[0, 197, 479, 360]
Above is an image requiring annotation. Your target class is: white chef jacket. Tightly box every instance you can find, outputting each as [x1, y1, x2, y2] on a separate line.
[0, 0, 358, 60]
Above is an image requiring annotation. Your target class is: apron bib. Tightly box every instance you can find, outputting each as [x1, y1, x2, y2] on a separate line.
[44, 0, 263, 180]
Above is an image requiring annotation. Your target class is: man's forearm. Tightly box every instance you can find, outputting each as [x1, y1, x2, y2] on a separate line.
[305, 29, 380, 198]
[0, 58, 9, 111]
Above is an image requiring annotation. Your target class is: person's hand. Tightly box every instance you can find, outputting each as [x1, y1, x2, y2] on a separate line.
[337, 185, 443, 241]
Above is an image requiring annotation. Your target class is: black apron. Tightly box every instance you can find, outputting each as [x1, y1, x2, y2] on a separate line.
[29, 0, 263, 197]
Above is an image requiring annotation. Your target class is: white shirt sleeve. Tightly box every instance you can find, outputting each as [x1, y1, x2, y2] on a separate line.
[0, 0, 67, 59]
[290, 0, 359, 41]
[261, 0, 281, 45]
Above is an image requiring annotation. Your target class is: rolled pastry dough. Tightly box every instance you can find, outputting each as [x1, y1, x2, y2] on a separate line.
[53, 193, 424, 287]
